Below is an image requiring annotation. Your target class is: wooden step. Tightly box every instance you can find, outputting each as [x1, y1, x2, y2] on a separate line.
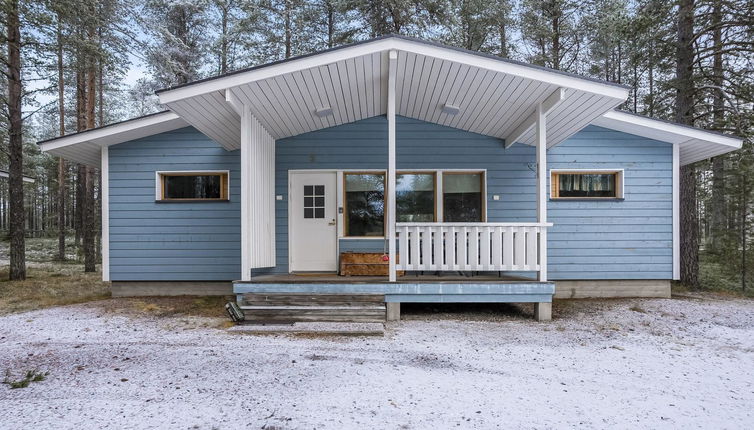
[240, 293, 385, 307]
[242, 307, 386, 323]
[239, 293, 387, 323]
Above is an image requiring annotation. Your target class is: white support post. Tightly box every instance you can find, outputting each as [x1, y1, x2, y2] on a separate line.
[240, 105, 252, 281]
[672, 143, 680, 280]
[101, 146, 110, 282]
[387, 49, 398, 282]
[535, 103, 548, 282]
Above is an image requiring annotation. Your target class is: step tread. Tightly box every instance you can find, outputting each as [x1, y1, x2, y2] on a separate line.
[241, 305, 385, 311]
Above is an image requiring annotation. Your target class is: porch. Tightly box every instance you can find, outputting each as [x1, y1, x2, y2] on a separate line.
[234, 273, 555, 322]
[168, 39, 629, 322]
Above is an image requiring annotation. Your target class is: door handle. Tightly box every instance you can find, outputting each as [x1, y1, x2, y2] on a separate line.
[328, 219, 336, 226]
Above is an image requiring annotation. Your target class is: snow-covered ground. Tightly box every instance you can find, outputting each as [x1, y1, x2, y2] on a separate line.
[0, 296, 752, 429]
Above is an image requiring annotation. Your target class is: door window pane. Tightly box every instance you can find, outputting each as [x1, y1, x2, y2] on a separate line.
[443, 173, 483, 222]
[304, 184, 325, 219]
[344, 173, 384, 236]
[396, 173, 435, 222]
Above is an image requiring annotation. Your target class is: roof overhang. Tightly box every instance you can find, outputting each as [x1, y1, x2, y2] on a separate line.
[592, 110, 743, 165]
[156, 35, 630, 150]
[37, 111, 188, 166]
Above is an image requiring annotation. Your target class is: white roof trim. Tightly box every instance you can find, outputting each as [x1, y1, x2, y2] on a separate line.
[39, 111, 186, 151]
[157, 37, 629, 105]
[38, 111, 189, 166]
[592, 110, 743, 165]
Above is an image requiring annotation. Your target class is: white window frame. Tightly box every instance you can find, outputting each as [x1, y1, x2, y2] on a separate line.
[154, 170, 230, 201]
[549, 168, 624, 200]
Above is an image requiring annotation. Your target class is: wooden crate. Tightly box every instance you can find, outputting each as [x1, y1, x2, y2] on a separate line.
[339, 252, 403, 276]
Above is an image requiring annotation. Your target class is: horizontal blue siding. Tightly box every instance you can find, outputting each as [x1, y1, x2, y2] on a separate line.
[105, 117, 672, 282]
[259, 118, 672, 280]
[255, 115, 536, 275]
[108, 127, 241, 281]
[547, 125, 673, 279]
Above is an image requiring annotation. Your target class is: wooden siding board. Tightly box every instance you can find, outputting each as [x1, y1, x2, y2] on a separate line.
[107, 119, 672, 282]
[108, 126, 241, 281]
[254, 117, 672, 280]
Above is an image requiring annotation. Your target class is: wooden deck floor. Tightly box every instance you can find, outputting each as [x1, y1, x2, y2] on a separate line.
[242, 273, 535, 284]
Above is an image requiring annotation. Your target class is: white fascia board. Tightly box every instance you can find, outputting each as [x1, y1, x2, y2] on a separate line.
[390, 39, 629, 100]
[38, 111, 186, 152]
[596, 110, 743, 148]
[158, 38, 630, 105]
[159, 39, 397, 104]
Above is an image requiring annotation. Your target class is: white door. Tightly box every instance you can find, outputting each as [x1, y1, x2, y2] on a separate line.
[290, 171, 338, 272]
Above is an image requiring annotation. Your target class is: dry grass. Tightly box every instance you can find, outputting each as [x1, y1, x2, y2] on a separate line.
[0, 261, 110, 315]
[100, 295, 233, 319]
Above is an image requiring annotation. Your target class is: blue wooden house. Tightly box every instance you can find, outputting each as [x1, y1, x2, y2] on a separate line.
[39, 36, 742, 321]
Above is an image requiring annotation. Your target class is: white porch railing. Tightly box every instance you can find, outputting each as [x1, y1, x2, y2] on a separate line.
[395, 222, 551, 272]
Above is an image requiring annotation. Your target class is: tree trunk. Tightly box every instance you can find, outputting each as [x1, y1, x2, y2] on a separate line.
[742, 175, 747, 292]
[220, 2, 228, 74]
[6, 0, 26, 280]
[57, 13, 67, 261]
[676, 0, 698, 287]
[284, 0, 292, 58]
[326, 1, 334, 48]
[83, 46, 97, 272]
[709, 0, 726, 253]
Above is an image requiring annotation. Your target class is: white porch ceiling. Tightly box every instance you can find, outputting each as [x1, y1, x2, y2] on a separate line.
[160, 36, 630, 150]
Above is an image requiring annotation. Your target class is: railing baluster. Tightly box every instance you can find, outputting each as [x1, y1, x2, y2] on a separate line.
[433, 225, 444, 270]
[526, 226, 539, 271]
[398, 226, 408, 270]
[457, 227, 467, 270]
[393, 222, 548, 274]
[503, 226, 513, 271]
[492, 226, 503, 269]
[447, 226, 457, 270]
[421, 225, 432, 270]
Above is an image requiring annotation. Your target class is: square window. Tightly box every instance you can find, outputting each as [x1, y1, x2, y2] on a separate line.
[304, 208, 314, 218]
[314, 185, 325, 195]
[315, 208, 325, 218]
[304, 185, 313, 196]
[304, 196, 313, 207]
[315, 196, 325, 207]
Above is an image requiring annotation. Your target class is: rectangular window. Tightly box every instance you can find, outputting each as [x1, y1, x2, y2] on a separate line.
[443, 172, 484, 222]
[396, 173, 436, 222]
[344, 173, 385, 237]
[158, 171, 229, 201]
[551, 170, 623, 199]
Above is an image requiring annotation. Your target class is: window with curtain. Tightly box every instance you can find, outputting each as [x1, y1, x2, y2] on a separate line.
[396, 173, 435, 222]
[344, 173, 385, 236]
[158, 172, 229, 201]
[443, 172, 484, 222]
[551, 171, 621, 198]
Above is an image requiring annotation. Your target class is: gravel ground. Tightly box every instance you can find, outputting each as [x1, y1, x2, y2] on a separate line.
[0, 295, 752, 429]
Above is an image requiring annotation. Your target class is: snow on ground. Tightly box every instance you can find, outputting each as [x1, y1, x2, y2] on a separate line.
[0, 296, 752, 429]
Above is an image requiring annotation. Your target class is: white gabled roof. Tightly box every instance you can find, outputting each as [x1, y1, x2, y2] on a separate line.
[39, 36, 741, 169]
[156, 35, 631, 150]
[592, 110, 743, 166]
[37, 111, 188, 166]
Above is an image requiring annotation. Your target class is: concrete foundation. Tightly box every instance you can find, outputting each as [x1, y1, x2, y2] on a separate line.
[534, 302, 552, 321]
[111, 281, 234, 297]
[386, 302, 401, 321]
[554, 280, 671, 299]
